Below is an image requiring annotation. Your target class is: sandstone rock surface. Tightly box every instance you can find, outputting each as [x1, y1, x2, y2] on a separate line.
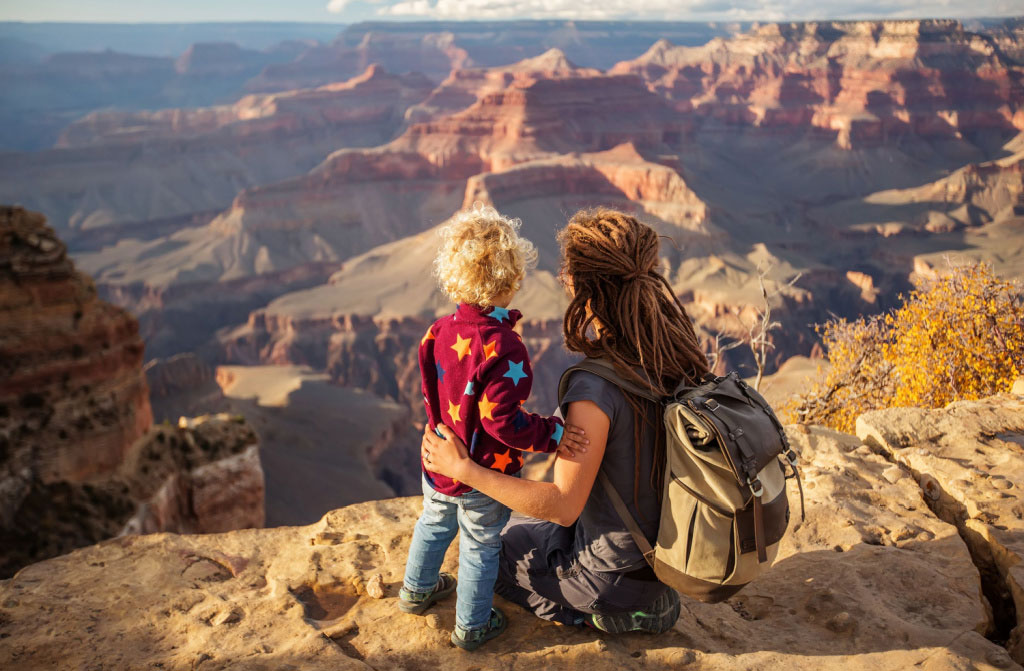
[857, 393, 1024, 663]
[1, 404, 1020, 670]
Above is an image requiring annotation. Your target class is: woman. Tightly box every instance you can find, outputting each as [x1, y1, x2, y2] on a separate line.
[422, 207, 710, 634]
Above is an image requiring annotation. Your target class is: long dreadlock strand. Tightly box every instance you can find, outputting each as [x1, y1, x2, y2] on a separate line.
[558, 208, 710, 507]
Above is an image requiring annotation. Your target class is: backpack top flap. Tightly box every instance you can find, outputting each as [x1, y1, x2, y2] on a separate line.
[676, 373, 788, 493]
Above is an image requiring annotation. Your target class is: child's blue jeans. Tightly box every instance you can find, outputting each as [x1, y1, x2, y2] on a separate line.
[402, 475, 512, 633]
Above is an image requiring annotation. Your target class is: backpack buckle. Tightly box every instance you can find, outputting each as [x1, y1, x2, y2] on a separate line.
[704, 398, 720, 412]
[748, 477, 764, 498]
[785, 450, 799, 467]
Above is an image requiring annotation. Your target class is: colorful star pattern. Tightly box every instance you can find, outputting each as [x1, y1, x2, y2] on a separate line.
[503, 360, 528, 386]
[418, 302, 563, 496]
[551, 424, 564, 444]
[491, 450, 513, 471]
[488, 306, 511, 323]
[478, 393, 499, 421]
[450, 333, 472, 361]
[447, 400, 462, 425]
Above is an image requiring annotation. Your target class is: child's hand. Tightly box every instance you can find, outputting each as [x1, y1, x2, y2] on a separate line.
[556, 423, 588, 458]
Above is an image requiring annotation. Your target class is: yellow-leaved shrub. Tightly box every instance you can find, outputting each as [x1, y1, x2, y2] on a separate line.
[786, 262, 1023, 433]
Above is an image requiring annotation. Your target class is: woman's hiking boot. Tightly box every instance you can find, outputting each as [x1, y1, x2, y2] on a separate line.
[590, 589, 681, 634]
[398, 572, 457, 615]
[451, 607, 507, 651]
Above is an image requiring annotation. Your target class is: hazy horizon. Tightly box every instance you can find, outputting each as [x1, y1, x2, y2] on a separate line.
[1, 0, 1020, 24]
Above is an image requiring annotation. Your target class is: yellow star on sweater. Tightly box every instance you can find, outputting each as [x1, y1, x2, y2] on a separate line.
[421, 328, 435, 346]
[450, 333, 472, 361]
[447, 400, 462, 425]
[478, 393, 499, 421]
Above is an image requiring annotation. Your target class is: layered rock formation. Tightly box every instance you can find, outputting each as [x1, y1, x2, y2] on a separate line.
[403, 47, 601, 123]
[2, 392, 1023, 670]
[0, 207, 264, 578]
[247, 21, 741, 92]
[2, 65, 434, 239]
[0, 206, 152, 485]
[611, 20, 1024, 149]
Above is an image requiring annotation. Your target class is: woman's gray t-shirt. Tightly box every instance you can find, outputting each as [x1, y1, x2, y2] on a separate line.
[560, 370, 661, 573]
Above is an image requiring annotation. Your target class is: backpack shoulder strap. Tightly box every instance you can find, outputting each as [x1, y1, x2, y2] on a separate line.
[599, 471, 656, 568]
[557, 358, 661, 405]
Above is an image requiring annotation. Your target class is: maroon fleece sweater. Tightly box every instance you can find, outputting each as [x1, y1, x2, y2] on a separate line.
[419, 303, 564, 496]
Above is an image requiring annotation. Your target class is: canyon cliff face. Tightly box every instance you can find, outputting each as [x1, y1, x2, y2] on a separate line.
[1, 65, 435, 241]
[0, 207, 264, 578]
[611, 20, 1024, 148]
[0, 206, 152, 485]
[2, 391, 1023, 670]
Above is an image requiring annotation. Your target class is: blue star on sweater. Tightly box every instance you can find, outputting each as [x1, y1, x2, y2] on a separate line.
[551, 424, 564, 444]
[436, 361, 446, 382]
[488, 306, 511, 323]
[512, 409, 529, 431]
[503, 360, 528, 386]
[464, 381, 475, 396]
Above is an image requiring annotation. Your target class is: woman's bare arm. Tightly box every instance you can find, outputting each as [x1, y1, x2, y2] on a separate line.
[424, 400, 609, 526]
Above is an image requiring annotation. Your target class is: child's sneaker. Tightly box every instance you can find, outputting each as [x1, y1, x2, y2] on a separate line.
[398, 572, 457, 615]
[589, 589, 680, 634]
[451, 607, 507, 651]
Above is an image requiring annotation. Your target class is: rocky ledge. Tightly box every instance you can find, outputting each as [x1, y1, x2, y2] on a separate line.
[1, 391, 1022, 670]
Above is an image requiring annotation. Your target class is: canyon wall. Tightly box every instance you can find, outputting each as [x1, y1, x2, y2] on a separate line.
[0, 207, 264, 578]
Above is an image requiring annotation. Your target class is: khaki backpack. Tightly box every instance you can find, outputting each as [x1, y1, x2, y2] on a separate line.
[558, 359, 804, 603]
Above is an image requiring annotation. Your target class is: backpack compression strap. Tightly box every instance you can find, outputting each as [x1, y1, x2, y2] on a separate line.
[558, 359, 661, 569]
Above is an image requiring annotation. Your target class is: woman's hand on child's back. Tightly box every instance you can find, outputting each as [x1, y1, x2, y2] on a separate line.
[556, 423, 588, 458]
[422, 424, 473, 481]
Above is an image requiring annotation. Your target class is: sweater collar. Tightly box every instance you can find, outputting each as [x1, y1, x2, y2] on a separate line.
[456, 303, 522, 328]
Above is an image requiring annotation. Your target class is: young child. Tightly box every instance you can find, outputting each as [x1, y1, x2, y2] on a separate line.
[399, 205, 580, 651]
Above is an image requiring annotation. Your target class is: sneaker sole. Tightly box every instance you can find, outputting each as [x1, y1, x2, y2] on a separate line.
[591, 589, 681, 634]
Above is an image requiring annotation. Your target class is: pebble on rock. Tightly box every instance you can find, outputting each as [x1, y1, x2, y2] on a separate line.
[366, 574, 385, 599]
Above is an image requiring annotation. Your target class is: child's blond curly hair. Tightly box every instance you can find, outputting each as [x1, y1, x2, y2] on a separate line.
[433, 204, 538, 307]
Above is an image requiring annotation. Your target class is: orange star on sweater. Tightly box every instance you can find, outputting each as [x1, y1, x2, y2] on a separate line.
[491, 450, 513, 472]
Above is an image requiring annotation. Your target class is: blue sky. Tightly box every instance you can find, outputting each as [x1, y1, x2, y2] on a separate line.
[0, 0, 1019, 22]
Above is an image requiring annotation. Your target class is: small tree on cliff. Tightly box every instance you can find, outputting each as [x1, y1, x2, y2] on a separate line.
[786, 261, 1024, 433]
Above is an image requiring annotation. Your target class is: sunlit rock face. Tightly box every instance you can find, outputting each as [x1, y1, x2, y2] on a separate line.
[0, 207, 264, 578]
[3, 391, 1024, 669]
[612, 20, 1024, 148]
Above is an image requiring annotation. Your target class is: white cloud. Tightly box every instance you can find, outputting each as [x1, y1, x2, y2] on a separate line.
[327, 0, 1020, 20]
